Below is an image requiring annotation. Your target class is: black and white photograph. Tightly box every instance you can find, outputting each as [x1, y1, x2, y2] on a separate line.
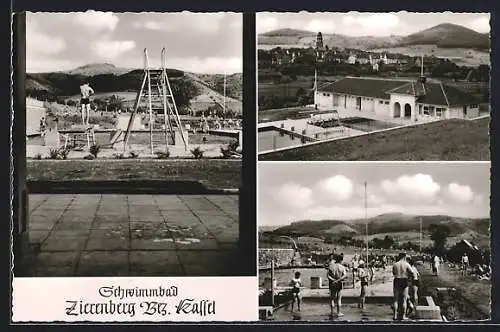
[258, 162, 491, 321]
[15, 11, 244, 277]
[257, 12, 490, 161]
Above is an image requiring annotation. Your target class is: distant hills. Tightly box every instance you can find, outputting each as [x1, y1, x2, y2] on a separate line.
[399, 23, 490, 49]
[26, 63, 243, 113]
[63, 63, 133, 76]
[258, 23, 489, 51]
[260, 213, 490, 245]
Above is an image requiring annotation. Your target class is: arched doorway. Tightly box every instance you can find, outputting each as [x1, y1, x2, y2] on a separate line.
[404, 103, 412, 118]
[393, 102, 401, 118]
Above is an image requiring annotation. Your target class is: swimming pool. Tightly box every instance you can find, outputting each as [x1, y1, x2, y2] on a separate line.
[258, 127, 306, 152]
[311, 117, 399, 132]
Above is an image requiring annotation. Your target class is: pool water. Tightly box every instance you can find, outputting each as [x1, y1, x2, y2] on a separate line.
[311, 117, 398, 132]
[258, 128, 304, 152]
[272, 299, 394, 321]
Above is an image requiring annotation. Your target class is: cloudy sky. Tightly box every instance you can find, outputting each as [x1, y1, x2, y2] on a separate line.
[26, 11, 242, 74]
[258, 162, 490, 226]
[257, 12, 490, 36]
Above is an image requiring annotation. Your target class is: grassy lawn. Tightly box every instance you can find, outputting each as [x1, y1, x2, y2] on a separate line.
[27, 159, 241, 189]
[260, 118, 490, 161]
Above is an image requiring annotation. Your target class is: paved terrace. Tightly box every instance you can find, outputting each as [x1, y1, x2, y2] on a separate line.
[25, 194, 239, 277]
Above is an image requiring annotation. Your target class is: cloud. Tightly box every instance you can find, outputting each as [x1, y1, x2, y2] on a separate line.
[90, 40, 136, 59]
[341, 13, 403, 35]
[273, 182, 313, 209]
[26, 21, 66, 56]
[447, 183, 474, 203]
[257, 16, 279, 33]
[305, 19, 336, 34]
[136, 12, 227, 34]
[380, 174, 441, 200]
[166, 56, 242, 74]
[73, 11, 119, 31]
[316, 175, 354, 201]
[468, 16, 490, 33]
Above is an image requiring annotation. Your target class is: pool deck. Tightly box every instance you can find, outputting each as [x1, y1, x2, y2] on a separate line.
[22, 193, 239, 277]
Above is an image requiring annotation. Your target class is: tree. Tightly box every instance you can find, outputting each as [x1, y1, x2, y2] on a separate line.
[429, 224, 451, 255]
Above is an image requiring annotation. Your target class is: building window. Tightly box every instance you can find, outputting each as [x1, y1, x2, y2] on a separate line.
[423, 106, 429, 111]
[470, 104, 478, 108]
[379, 100, 384, 104]
[384, 101, 389, 105]
[418, 105, 423, 115]
[436, 107, 445, 117]
[323, 93, 326, 96]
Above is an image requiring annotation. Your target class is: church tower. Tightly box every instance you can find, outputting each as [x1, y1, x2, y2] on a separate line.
[316, 32, 324, 49]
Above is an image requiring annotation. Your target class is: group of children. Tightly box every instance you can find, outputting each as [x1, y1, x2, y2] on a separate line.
[287, 254, 373, 315]
[287, 252, 422, 320]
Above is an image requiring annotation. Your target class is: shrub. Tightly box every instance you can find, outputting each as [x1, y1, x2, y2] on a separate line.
[113, 153, 126, 159]
[220, 140, 239, 159]
[155, 150, 170, 159]
[89, 144, 101, 158]
[191, 147, 204, 159]
[34, 153, 42, 160]
[83, 154, 95, 160]
[59, 147, 69, 160]
[49, 148, 60, 159]
[129, 151, 139, 159]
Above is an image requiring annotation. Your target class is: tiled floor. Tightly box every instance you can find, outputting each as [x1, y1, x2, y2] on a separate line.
[26, 194, 239, 277]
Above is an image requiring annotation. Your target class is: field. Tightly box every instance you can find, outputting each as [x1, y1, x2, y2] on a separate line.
[260, 118, 489, 161]
[27, 159, 241, 189]
[258, 81, 313, 99]
[352, 231, 490, 251]
[370, 45, 490, 67]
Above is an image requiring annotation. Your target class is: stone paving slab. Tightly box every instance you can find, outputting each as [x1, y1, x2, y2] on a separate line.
[25, 194, 240, 277]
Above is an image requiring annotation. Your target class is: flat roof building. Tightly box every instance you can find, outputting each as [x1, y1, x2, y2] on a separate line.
[314, 76, 481, 122]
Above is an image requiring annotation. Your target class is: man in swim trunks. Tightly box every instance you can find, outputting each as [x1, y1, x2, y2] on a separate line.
[392, 252, 415, 320]
[327, 254, 347, 318]
[80, 80, 95, 125]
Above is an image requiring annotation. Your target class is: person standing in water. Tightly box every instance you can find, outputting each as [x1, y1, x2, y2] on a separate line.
[327, 254, 347, 318]
[289, 271, 302, 313]
[80, 80, 95, 125]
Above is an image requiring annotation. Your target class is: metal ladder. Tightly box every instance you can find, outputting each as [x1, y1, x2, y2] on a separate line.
[123, 47, 188, 154]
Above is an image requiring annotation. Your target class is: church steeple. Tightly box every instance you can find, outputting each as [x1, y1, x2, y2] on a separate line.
[419, 54, 426, 83]
[316, 32, 324, 49]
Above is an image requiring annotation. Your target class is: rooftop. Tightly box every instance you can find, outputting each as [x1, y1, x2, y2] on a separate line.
[318, 77, 481, 106]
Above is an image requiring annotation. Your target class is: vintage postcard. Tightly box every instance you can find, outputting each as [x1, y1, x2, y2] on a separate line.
[257, 162, 491, 321]
[11, 11, 256, 322]
[256, 12, 490, 161]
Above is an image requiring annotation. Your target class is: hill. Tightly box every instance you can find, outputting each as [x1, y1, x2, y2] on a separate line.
[63, 63, 132, 76]
[25, 64, 243, 115]
[267, 213, 490, 243]
[258, 23, 488, 51]
[399, 23, 489, 50]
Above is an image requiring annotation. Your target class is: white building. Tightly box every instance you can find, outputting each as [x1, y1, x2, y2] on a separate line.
[314, 76, 481, 121]
[347, 54, 357, 64]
